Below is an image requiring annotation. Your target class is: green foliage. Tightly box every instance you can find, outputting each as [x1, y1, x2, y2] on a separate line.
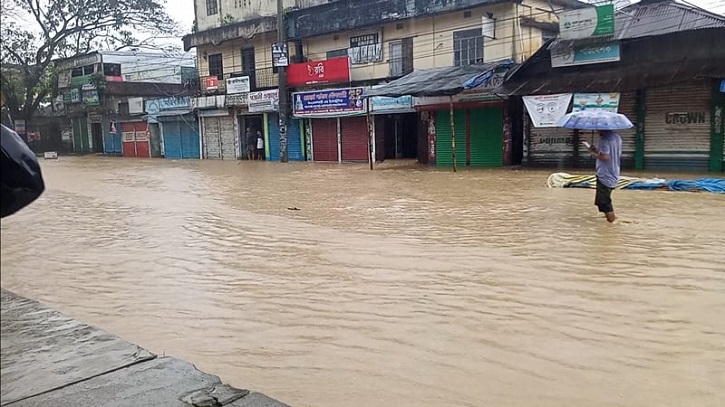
[0, 0, 178, 120]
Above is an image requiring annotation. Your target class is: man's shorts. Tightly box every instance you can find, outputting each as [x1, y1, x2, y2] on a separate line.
[595, 178, 614, 213]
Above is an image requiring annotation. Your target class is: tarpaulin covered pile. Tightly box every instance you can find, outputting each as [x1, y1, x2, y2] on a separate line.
[547, 173, 725, 194]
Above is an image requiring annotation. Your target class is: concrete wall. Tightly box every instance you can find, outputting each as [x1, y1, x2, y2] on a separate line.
[195, 0, 301, 32]
[301, 3, 551, 82]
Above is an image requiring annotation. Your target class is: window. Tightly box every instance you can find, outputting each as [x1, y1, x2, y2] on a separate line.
[453, 28, 483, 66]
[241, 47, 256, 88]
[206, 0, 218, 16]
[326, 48, 348, 59]
[390, 37, 414, 77]
[103, 63, 121, 76]
[71, 67, 83, 77]
[208, 53, 223, 79]
[83, 65, 95, 75]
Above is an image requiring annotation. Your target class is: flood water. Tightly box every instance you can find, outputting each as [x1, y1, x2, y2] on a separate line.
[1, 156, 724, 407]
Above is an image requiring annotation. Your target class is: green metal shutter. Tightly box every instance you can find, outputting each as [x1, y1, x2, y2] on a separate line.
[469, 107, 503, 167]
[435, 110, 466, 167]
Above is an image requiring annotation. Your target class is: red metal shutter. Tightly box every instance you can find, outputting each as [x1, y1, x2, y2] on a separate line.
[340, 116, 368, 162]
[312, 118, 338, 161]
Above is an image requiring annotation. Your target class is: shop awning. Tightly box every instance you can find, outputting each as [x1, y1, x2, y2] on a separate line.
[364, 59, 515, 98]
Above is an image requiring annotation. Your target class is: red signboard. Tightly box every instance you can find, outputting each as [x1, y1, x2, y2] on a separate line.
[287, 57, 350, 87]
[205, 76, 219, 90]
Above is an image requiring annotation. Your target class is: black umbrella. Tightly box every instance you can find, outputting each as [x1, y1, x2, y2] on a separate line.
[1, 124, 45, 218]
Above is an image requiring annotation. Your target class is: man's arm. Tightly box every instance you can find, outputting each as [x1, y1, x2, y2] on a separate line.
[589, 146, 611, 160]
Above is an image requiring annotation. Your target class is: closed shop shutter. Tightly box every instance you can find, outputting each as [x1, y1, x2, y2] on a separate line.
[469, 107, 503, 167]
[268, 114, 304, 161]
[121, 121, 146, 157]
[104, 122, 122, 155]
[163, 121, 182, 159]
[203, 117, 222, 159]
[617, 91, 637, 169]
[645, 81, 711, 172]
[312, 118, 338, 161]
[435, 110, 466, 167]
[526, 113, 575, 168]
[134, 126, 150, 158]
[340, 116, 368, 162]
[180, 118, 200, 159]
[219, 115, 236, 160]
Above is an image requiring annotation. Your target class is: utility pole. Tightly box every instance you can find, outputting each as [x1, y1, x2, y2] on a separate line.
[277, 0, 289, 162]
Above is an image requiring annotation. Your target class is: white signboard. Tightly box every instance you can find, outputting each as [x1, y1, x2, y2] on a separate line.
[572, 93, 620, 113]
[226, 76, 251, 94]
[523, 94, 573, 128]
[482, 16, 496, 39]
[559, 5, 615, 40]
[128, 97, 144, 114]
[248, 89, 279, 113]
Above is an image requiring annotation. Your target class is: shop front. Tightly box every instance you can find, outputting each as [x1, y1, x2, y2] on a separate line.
[643, 80, 712, 172]
[193, 95, 236, 160]
[146, 96, 200, 159]
[415, 95, 505, 168]
[249, 90, 305, 162]
[292, 87, 368, 163]
[369, 95, 421, 163]
[120, 120, 150, 158]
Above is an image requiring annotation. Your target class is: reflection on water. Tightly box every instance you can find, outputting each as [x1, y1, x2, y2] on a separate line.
[1, 157, 724, 407]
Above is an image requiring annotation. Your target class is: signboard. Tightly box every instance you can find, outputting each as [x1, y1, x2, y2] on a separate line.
[287, 57, 350, 87]
[14, 119, 26, 135]
[572, 93, 620, 112]
[559, 5, 615, 40]
[551, 42, 620, 68]
[128, 97, 144, 114]
[56, 53, 101, 71]
[226, 76, 250, 94]
[248, 89, 279, 113]
[205, 76, 219, 91]
[522, 93, 573, 128]
[62, 129, 72, 142]
[482, 16, 496, 39]
[292, 87, 365, 116]
[720, 79, 725, 93]
[349, 34, 382, 64]
[225, 93, 248, 106]
[272, 43, 288, 67]
[82, 90, 100, 106]
[57, 70, 71, 88]
[145, 96, 191, 115]
[191, 95, 225, 109]
[370, 95, 414, 113]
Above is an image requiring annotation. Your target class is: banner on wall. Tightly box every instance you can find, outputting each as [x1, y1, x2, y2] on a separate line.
[292, 87, 365, 117]
[523, 93, 573, 128]
[572, 93, 620, 112]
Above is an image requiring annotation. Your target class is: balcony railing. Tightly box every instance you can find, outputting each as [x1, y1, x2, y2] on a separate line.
[202, 67, 279, 95]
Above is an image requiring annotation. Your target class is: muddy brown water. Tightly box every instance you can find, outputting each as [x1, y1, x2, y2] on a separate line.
[2, 157, 724, 407]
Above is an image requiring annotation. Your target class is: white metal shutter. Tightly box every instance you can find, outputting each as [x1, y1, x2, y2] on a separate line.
[644, 81, 711, 172]
[526, 114, 575, 168]
[203, 117, 222, 159]
[617, 91, 637, 169]
[220, 115, 237, 160]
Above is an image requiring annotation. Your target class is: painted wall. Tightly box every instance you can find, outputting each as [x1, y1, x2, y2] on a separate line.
[300, 3, 548, 82]
[195, 0, 316, 32]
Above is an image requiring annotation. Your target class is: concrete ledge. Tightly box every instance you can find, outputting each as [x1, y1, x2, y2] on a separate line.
[0, 289, 290, 407]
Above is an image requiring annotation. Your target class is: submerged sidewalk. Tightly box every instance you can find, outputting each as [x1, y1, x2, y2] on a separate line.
[0, 289, 290, 407]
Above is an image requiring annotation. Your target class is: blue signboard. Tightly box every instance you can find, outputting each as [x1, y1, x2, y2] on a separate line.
[370, 95, 413, 113]
[292, 87, 365, 116]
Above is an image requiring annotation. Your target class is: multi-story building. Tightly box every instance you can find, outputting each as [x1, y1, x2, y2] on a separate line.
[55, 51, 197, 157]
[183, 0, 584, 164]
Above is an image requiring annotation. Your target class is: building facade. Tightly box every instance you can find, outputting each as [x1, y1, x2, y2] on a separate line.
[55, 51, 197, 156]
[183, 0, 582, 164]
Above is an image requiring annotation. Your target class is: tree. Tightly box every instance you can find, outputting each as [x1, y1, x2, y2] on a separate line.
[0, 0, 178, 124]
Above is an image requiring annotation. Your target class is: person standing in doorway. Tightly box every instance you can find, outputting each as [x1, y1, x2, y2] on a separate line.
[246, 127, 256, 160]
[256, 130, 264, 161]
[589, 129, 622, 223]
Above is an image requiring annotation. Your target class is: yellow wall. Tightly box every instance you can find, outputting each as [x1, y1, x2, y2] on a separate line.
[301, 3, 551, 83]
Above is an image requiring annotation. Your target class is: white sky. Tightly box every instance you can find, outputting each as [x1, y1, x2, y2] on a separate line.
[166, 0, 725, 36]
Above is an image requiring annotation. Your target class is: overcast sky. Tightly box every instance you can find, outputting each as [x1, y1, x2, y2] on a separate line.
[166, 0, 724, 35]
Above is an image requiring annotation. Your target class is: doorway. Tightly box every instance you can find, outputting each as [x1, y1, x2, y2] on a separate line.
[238, 114, 264, 160]
[90, 122, 103, 153]
[382, 113, 418, 159]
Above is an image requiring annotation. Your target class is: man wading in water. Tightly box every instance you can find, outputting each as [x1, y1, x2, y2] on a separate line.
[588, 130, 622, 223]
